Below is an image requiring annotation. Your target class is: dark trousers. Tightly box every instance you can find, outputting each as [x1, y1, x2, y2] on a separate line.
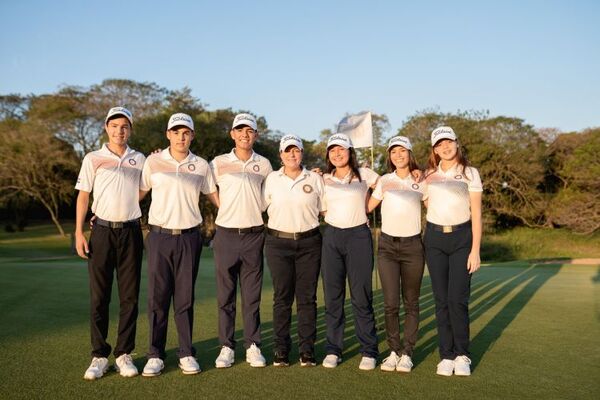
[213, 228, 265, 349]
[88, 224, 143, 358]
[321, 224, 378, 358]
[424, 223, 472, 359]
[265, 233, 321, 354]
[146, 229, 201, 359]
[377, 233, 424, 356]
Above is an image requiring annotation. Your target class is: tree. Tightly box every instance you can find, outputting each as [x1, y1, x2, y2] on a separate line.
[0, 120, 79, 236]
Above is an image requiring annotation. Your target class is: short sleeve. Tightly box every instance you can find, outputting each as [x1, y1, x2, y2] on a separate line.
[209, 158, 220, 184]
[140, 158, 152, 191]
[75, 154, 94, 192]
[315, 174, 326, 212]
[466, 167, 483, 192]
[360, 167, 379, 187]
[201, 163, 217, 195]
[262, 173, 274, 211]
[372, 177, 384, 200]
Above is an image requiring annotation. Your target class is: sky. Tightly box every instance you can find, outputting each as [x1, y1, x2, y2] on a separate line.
[1, 0, 598, 140]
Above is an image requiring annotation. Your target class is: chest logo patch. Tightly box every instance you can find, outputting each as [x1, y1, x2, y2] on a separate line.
[454, 174, 463, 180]
[411, 183, 420, 190]
[303, 184, 313, 193]
[188, 164, 196, 171]
[253, 164, 260, 172]
[128, 158, 136, 166]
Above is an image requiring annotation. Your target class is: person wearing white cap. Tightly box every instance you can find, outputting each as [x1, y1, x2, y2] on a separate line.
[320, 133, 380, 370]
[367, 136, 426, 373]
[139, 113, 219, 377]
[75, 106, 145, 380]
[262, 134, 325, 367]
[210, 113, 273, 368]
[424, 126, 482, 377]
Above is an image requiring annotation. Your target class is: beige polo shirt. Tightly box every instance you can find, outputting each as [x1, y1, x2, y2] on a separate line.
[263, 167, 325, 233]
[141, 148, 216, 230]
[323, 167, 379, 229]
[372, 172, 427, 237]
[210, 149, 273, 228]
[425, 163, 483, 226]
[75, 144, 145, 222]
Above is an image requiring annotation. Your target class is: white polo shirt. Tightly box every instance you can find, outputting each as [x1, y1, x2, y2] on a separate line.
[75, 144, 145, 222]
[425, 163, 483, 226]
[372, 172, 427, 237]
[210, 149, 273, 228]
[263, 167, 325, 233]
[141, 148, 216, 230]
[323, 167, 379, 229]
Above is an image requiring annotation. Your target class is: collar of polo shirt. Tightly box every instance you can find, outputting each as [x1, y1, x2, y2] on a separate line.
[437, 160, 460, 174]
[277, 166, 308, 177]
[228, 148, 260, 162]
[101, 143, 134, 158]
[160, 148, 198, 163]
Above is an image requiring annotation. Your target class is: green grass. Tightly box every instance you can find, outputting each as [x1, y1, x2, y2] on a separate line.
[0, 226, 598, 399]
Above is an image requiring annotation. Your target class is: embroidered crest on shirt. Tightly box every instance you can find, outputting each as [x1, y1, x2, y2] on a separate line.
[411, 183, 420, 190]
[188, 164, 196, 171]
[454, 174, 463, 180]
[252, 164, 260, 172]
[303, 184, 313, 193]
[128, 158, 137, 166]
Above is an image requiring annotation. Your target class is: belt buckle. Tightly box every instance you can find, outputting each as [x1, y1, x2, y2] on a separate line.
[172, 229, 182, 235]
[238, 228, 243, 234]
[110, 222, 123, 229]
[293, 232, 298, 240]
[442, 225, 453, 233]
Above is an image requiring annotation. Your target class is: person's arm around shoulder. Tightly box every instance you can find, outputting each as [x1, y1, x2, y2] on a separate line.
[203, 161, 220, 208]
[75, 191, 91, 259]
[467, 167, 483, 273]
[367, 175, 384, 212]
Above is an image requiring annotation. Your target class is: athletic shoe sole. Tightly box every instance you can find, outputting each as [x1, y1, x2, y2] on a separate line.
[83, 366, 109, 381]
[142, 370, 162, 377]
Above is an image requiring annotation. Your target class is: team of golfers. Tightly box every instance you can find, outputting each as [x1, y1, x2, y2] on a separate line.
[75, 107, 482, 380]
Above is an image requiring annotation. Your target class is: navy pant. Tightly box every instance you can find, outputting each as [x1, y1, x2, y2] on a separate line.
[321, 224, 378, 358]
[213, 227, 265, 349]
[377, 233, 424, 356]
[88, 224, 143, 358]
[146, 229, 201, 359]
[265, 233, 321, 354]
[424, 223, 472, 359]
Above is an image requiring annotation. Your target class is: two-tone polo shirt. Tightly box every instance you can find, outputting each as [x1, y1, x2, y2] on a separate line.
[323, 167, 379, 229]
[141, 148, 216, 230]
[263, 167, 325, 233]
[372, 172, 427, 237]
[210, 149, 273, 229]
[75, 144, 145, 222]
[425, 163, 483, 226]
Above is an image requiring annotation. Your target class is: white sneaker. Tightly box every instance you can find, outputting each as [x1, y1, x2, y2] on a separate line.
[359, 356, 377, 370]
[245, 343, 266, 367]
[215, 346, 235, 368]
[115, 354, 138, 377]
[454, 355, 471, 376]
[397, 354, 413, 373]
[179, 356, 201, 375]
[436, 359, 454, 376]
[380, 351, 400, 372]
[142, 358, 164, 377]
[83, 357, 109, 380]
[322, 354, 341, 368]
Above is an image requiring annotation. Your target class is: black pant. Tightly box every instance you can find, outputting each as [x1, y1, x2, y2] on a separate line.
[213, 228, 265, 349]
[88, 224, 143, 358]
[321, 224, 378, 358]
[265, 233, 321, 354]
[146, 229, 201, 359]
[377, 233, 424, 357]
[424, 223, 472, 359]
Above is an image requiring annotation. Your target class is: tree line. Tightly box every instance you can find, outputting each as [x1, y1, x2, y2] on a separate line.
[0, 79, 597, 235]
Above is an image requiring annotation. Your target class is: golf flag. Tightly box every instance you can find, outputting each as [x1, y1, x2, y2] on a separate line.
[337, 111, 373, 148]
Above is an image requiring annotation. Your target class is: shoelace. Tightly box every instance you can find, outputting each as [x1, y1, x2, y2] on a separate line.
[90, 358, 103, 368]
[456, 356, 471, 364]
[119, 354, 133, 364]
[382, 355, 399, 364]
[148, 359, 162, 368]
[399, 355, 413, 366]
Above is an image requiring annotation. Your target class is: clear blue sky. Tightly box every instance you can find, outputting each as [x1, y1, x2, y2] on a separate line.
[1, 0, 598, 140]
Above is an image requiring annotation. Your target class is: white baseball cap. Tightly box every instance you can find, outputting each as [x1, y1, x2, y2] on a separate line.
[105, 107, 133, 126]
[232, 113, 258, 131]
[387, 136, 413, 151]
[279, 134, 303, 152]
[327, 133, 353, 149]
[431, 126, 457, 146]
[167, 113, 194, 131]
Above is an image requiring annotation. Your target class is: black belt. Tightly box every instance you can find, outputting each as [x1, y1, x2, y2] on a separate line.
[427, 221, 471, 233]
[149, 225, 199, 235]
[267, 227, 320, 240]
[96, 218, 140, 229]
[216, 225, 265, 234]
[380, 232, 421, 242]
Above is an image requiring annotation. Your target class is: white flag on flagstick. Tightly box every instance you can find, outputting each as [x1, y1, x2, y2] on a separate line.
[336, 111, 373, 148]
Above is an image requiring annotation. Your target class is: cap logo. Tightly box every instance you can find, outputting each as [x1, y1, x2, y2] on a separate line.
[282, 135, 297, 141]
[434, 128, 453, 137]
[303, 184, 313, 193]
[171, 115, 192, 124]
[330, 134, 348, 143]
[253, 164, 260, 172]
[188, 164, 196, 171]
[128, 159, 136, 166]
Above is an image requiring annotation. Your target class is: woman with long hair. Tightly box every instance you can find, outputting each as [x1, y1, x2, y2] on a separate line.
[367, 136, 426, 373]
[263, 134, 325, 367]
[320, 133, 380, 370]
[424, 126, 482, 377]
